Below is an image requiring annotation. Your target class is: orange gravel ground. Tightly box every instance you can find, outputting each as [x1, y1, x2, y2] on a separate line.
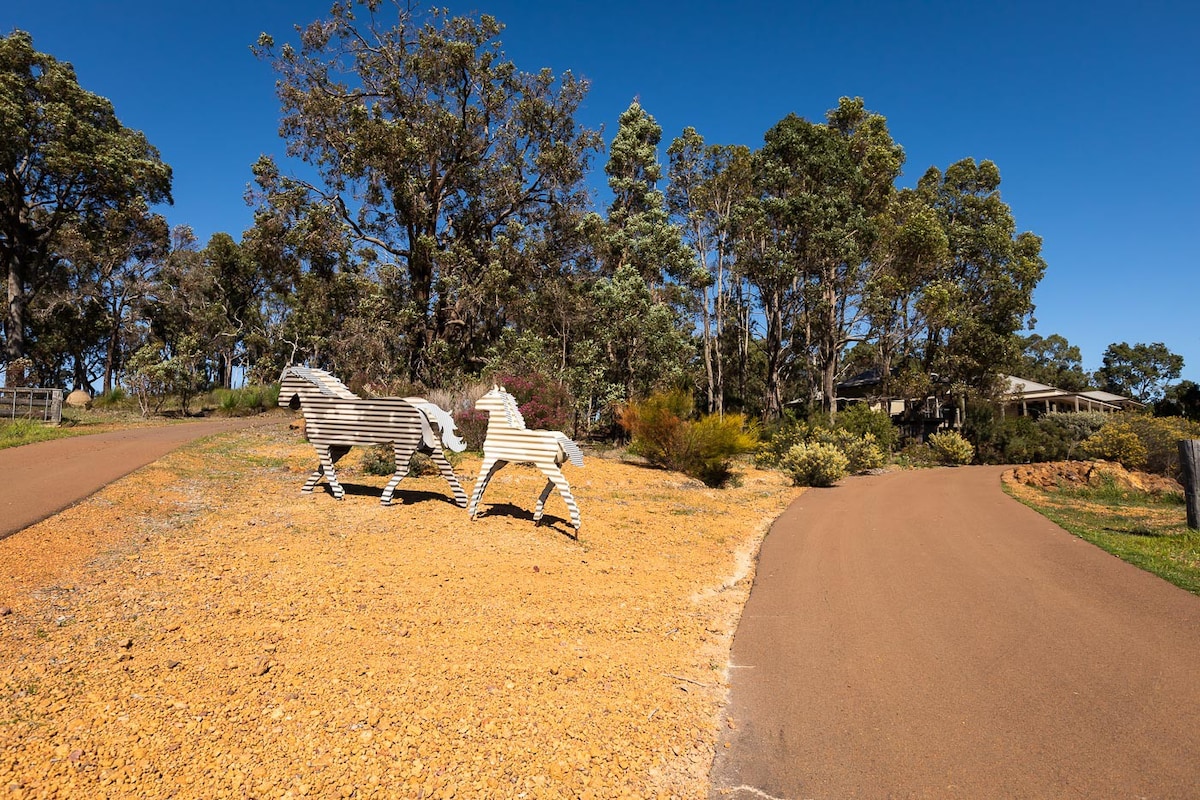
[0, 422, 800, 799]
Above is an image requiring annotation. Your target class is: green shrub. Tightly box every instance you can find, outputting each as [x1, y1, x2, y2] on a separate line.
[361, 447, 452, 477]
[928, 430, 974, 465]
[1079, 414, 1200, 476]
[1082, 422, 1148, 469]
[212, 383, 280, 416]
[673, 412, 760, 487]
[758, 413, 888, 476]
[92, 387, 128, 408]
[896, 440, 937, 468]
[620, 390, 758, 487]
[837, 432, 886, 473]
[808, 428, 885, 474]
[834, 403, 898, 452]
[361, 445, 395, 476]
[1036, 411, 1109, 461]
[1121, 414, 1200, 477]
[780, 442, 849, 487]
[964, 401, 1052, 464]
[754, 413, 811, 469]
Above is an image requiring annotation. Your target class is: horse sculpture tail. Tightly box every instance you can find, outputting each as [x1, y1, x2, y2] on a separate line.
[554, 432, 585, 467]
[405, 398, 467, 453]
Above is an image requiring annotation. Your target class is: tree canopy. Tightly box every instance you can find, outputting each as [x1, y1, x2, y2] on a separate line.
[0, 30, 171, 379]
[1096, 341, 1183, 403]
[1017, 333, 1090, 391]
[23, 3, 1184, 438]
[249, 2, 600, 387]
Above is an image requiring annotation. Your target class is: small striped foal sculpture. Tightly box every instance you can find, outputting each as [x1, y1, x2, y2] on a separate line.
[279, 366, 468, 507]
[467, 386, 584, 531]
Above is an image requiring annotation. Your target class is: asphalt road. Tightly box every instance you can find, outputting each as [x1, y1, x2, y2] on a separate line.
[0, 417, 270, 540]
[709, 465, 1200, 799]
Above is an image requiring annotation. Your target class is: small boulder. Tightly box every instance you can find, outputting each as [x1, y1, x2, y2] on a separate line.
[65, 389, 92, 409]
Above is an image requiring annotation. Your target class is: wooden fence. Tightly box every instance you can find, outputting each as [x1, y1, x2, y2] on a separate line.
[0, 387, 63, 424]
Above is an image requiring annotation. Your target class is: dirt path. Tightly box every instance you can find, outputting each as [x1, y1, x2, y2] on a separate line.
[0, 417, 271, 540]
[710, 465, 1200, 799]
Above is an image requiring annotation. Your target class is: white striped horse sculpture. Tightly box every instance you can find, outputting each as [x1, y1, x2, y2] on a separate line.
[278, 366, 468, 507]
[466, 386, 584, 531]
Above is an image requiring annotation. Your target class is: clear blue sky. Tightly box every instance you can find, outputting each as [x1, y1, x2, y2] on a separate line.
[7, 1, 1199, 382]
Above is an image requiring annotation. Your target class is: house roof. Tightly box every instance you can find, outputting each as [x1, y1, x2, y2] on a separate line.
[1079, 390, 1136, 404]
[1002, 374, 1141, 411]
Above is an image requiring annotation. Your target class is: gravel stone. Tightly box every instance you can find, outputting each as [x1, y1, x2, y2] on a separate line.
[0, 424, 799, 798]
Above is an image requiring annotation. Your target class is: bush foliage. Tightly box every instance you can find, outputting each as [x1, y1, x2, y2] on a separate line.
[834, 403, 899, 453]
[756, 407, 889, 477]
[213, 384, 279, 416]
[620, 390, 758, 487]
[928, 430, 975, 465]
[1081, 413, 1200, 477]
[780, 442, 849, 487]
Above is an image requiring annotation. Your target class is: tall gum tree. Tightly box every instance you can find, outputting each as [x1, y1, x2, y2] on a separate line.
[737, 98, 902, 420]
[915, 158, 1046, 404]
[251, 2, 600, 386]
[667, 127, 754, 414]
[0, 30, 171, 378]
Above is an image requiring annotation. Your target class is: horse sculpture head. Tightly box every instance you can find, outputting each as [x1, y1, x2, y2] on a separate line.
[279, 366, 358, 410]
[476, 385, 526, 429]
[278, 366, 306, 410]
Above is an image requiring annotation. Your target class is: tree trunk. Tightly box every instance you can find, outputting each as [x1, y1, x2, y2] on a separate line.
[701, 283, 714, 413]
[6, 255, 26, 364]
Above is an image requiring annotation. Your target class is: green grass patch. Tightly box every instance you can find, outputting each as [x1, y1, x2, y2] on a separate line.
[0, 418, 66, 449]
[0, 408, 181, 450]
[1005, 479, 1200, 596]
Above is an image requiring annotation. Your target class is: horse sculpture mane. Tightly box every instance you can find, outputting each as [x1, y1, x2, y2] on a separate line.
[467, 385, 584, 531]
[279, 366, 467, 507]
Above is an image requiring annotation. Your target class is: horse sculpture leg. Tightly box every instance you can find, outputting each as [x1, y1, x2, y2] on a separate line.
[381, 433, 420, 506]
[429, 446, 468, 508]
[467, 458, 505, 520]
[305, 444, 349, 499]
[533, 479, 555, 523]
[535, 463, 580, 531]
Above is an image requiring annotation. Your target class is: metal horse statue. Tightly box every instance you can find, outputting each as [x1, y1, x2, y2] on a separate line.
[467, 385, 584, 531]
[279, 366, 468, 507]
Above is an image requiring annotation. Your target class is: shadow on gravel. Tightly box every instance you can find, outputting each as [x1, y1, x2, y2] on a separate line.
[316, 484, 465, 507]
[475, 502, 579, 539]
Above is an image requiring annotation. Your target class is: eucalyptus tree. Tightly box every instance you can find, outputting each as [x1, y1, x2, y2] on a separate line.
[913, 158, 1046, 400]
[50, 199, 169, 393]
[582, 101, 695, 403]
[736, 98, 902, 420]
[861, 188, 948, 399]
[0, 30, 171, 379]
[193, 233, 265, 389]
[1096, 341, 1183, 403]
[594, 101, 693, 289]
[667, 127, 754, 413]
[1017, 333, 1090, 391]
[251, 2, 600, 387]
